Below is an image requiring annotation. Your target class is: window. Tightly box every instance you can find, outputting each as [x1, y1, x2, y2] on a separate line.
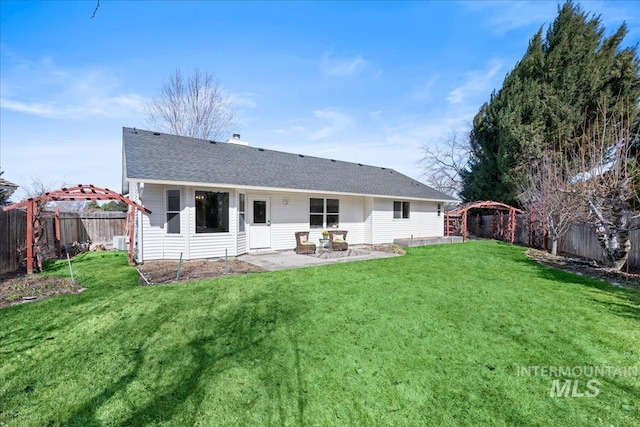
[253, 200, 267, 223]
[310, 198, 339, 228]
[437, 203, 442, 217]
[310, 198, 324, 228]
[195, 191, 229, 233]
[394, 201, 410, 219]
[166, 189, 181, 234]
[239, 193, 246, 232]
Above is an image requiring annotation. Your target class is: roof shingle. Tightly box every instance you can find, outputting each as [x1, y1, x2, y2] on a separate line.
[123, 127, 456, 201]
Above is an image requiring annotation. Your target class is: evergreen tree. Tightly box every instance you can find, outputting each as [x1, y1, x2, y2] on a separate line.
[0, 171, 10, 206]
[461, 1, 640, 205]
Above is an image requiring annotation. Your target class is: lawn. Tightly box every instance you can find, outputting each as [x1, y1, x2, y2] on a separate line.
[0, 240, 638, 426]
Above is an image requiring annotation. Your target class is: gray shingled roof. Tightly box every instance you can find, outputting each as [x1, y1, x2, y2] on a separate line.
[122, 127, 456, 201]
[0, 177, 18, 189]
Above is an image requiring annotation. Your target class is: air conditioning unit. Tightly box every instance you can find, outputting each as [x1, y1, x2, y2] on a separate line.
[113, 236, 128, 251]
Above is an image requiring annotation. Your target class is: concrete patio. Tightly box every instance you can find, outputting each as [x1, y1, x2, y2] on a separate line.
[239, 246, 400, 271]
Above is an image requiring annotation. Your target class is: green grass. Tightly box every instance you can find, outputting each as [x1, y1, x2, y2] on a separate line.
[1, 241, 639, 426]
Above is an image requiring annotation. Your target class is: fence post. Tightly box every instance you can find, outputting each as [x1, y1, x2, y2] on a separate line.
[26, 199, 34, 274]
[128, 208, 135, 265]
[54, 208, 62, 259]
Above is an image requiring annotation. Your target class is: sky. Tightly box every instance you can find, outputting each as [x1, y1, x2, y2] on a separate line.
[1, 0, 639, 201]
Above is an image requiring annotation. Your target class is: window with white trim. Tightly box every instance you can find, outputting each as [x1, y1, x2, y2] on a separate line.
[195, 191, 229, 233]
[239, 193, 246, 232]
[394, 201, 410, 219]
[166, 189, 181, 234]
[310, 198, 340, 228]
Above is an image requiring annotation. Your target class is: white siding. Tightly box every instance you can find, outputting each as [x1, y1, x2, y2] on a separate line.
[336, 195, 365, 245]
[267, 192, 310, 250]
[139, 184, 240, 261]
[137, 182, 445, 260]
[364, 197, 373, 244]
[246, 191, 367, 251]
[186, 185, 238, 259]
[140, 183, 164, 260]
[371, 198, 444, 244]
[237, 233, 247, 255]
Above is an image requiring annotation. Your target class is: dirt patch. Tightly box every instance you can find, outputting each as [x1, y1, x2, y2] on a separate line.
[136, 259, 265, 285]
[525, 248, 640, 290]
[0, 273, 84, 309]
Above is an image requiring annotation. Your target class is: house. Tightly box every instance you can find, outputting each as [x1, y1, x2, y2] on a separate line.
[122, 127, 457, 261]
[0, 176, 19, 206]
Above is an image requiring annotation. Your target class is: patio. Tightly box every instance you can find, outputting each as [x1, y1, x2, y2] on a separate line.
[239, 246, 400, 271]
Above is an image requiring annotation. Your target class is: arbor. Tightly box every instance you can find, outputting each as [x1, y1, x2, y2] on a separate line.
[461, 1, 640, 206]
[145, 68, 237, 141]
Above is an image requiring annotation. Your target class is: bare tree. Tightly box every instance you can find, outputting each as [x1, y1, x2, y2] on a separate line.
[91, 0, 100, 19]
[571, 104, 639, 269]
[20, 178, 58, 272]
[518, 152, 581, 256]
[145, 68, 237, 141]
[421, 130, 470, 198]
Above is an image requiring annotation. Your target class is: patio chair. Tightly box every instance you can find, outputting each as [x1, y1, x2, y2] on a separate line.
[295, 231, 316, 254]
[328, 230, 348, 251]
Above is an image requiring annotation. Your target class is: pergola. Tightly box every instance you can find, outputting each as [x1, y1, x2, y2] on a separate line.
[445, 200, 523, 243]
[3, 184, 151, 274]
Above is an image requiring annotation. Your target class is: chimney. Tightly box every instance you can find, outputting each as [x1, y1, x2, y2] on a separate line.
[226, 133, 248, 146]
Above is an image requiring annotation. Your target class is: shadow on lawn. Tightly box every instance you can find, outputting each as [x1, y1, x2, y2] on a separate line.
[261, 329, 307, 427]
[517, 255, 640, 321]
[61, 289, 303, 427]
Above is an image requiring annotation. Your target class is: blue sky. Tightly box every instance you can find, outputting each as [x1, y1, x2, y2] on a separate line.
[1, 1, 639, 200]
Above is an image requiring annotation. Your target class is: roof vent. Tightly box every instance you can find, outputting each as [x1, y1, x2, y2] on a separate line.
[227, 133, 248, 146]
[358, 163, 363, 166]
[209, 140, 217, 144]
[381, 167, 386, 170]
[298, 154, 304, 158]
[153, 132, 161, 136]
[331, 159, 336, 162]
[258, 148, 265, 152]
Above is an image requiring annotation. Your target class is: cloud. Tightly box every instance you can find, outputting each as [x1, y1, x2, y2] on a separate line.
[1, 93, 145, 118]
[228, 92, 259, 109]
[465, 1, 557, 35]
[309, 108, 352, 139]
[284, 108, 353, 140]
[384, 112, 474, 150]
[447, 60, 502, 105]
[321, 53, 369, 76]
[409, 75, 440, 101]
[0, 59, 145, 119]
[369, 110, 383, 120]
[0, 99, 57, 116]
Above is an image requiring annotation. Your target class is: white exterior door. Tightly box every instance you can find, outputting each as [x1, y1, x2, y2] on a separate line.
[249, 197, 271, 249]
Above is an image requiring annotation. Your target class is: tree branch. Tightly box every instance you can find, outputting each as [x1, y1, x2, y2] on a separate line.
[91, 1, 100, 19]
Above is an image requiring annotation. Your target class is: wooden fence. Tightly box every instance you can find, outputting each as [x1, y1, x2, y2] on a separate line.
[0, 210, 127, 276]
[0, 209, 27, 275]
[469, 213, 640, 269]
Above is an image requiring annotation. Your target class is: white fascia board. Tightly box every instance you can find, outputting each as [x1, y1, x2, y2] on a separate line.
[125, 177, 458, 203]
